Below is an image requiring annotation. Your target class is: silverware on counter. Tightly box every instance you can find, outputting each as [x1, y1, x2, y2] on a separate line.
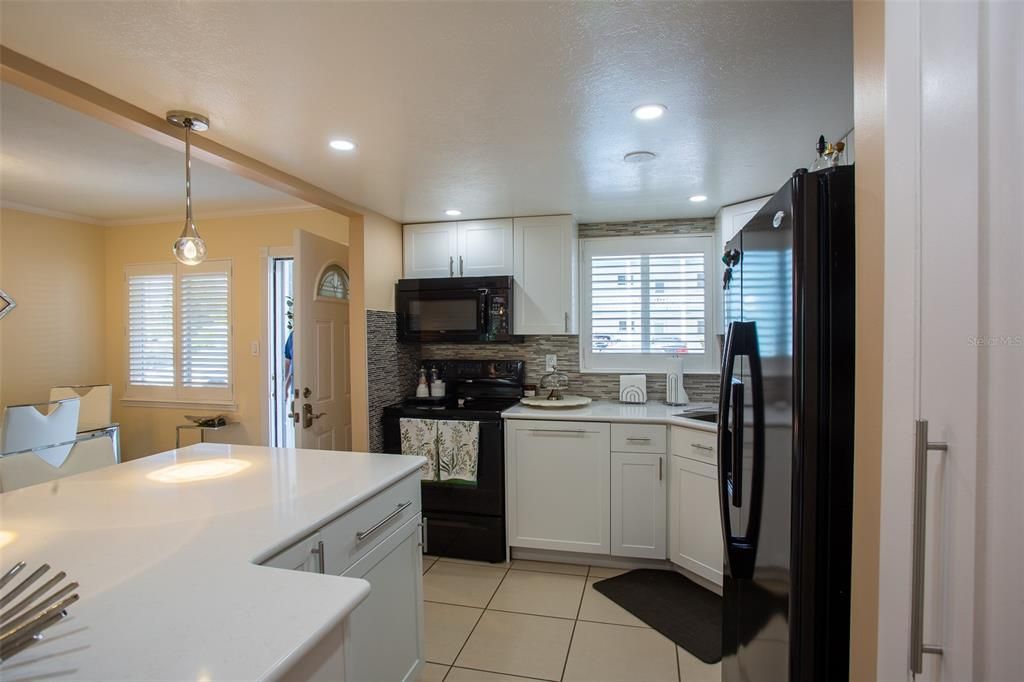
[0, 562, 79, 662]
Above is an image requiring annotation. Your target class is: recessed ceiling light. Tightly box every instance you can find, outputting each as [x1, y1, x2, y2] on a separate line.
[445, 209, 462, 217]
[329, 139, 356, 151]
[632, 104, 667, 120]
[623, 151, 657, 163]
[689, 195, 708, 202]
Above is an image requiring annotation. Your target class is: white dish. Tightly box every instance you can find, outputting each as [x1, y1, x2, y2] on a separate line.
[519, 395, 592, 408]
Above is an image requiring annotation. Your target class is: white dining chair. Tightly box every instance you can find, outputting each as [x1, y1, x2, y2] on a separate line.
[0, 431, 118, 492]
[1, 398, 81, 468]
[49, 384, 113, 432]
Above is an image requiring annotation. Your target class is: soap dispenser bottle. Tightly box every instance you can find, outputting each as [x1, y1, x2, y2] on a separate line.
[415, 368, 429, 398]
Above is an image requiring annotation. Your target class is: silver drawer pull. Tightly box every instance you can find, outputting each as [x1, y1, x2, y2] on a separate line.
[311, 540, 325, 574]
[691, 444, 713, 452]
[527, 429, 587, 435]
[626, 437, 652, 443]
[356, 501, 413, 542]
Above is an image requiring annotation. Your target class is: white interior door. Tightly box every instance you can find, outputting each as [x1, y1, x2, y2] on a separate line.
[874, 1, 1021, 679]
[294, 229, 351, 451]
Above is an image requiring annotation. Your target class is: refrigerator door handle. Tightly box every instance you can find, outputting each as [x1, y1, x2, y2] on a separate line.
[716, 321, 766, 581]
[730, 381, 744, 508]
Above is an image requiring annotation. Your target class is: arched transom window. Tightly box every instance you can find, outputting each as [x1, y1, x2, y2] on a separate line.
[317, 264, 350, 300]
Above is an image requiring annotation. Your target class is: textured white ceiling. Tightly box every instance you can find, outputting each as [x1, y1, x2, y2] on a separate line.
[0, 1, 852, 224]
[0, 83, 308, 222]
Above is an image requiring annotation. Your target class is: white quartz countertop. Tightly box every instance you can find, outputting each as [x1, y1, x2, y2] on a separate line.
[0, 443, 424, 682]
[502, 400, 719, 433]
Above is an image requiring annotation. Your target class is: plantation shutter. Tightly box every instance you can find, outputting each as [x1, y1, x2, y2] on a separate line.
[124, 260, 232, 402]
[589, 252, 707, 354]
[180, 263, 231, 389]
[126, 266, 175, 389]
[581, 235, 715, 373]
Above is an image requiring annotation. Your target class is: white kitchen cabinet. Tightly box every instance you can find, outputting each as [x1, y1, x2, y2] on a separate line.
[262, 472, 424, 682]
[342, 514, 425, 682]
[506, 419, 610, 554]
[513, 215, 578, 335]
[670, 454, 724, 586]
[403, 222, 459, 278]
[610, 452, 667, 559]
[458, 219, 514, 277]
[715, 195, 771, 334]
[403, 219, 513, 278]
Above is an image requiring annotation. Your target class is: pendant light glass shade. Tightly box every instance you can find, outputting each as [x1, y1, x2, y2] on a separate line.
[169, 113, 208, 266]
[173, 221, 208, 265]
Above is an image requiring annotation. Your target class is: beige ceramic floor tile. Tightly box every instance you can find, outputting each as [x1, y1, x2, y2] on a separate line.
[577, 577, 649, 628]
[510, 559, 588, 576]
[489, 570, 586, 619]
[445, 667, 540, 681]
[587, 566, 631, 578]
[563, 620, 679, 682]
[424, 602, 483, 665]
[423, 556, 439, 574]
[677, 647, 722, 682]
[455, 610, 574, 681]
[418, 662, 450, 682]
[439, 556, 513, 569]
[424, 561, 508, 608]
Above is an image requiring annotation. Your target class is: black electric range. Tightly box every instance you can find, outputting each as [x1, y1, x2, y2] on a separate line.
[382, 359, 524, 563]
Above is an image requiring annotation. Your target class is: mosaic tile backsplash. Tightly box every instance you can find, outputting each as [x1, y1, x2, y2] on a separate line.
[366, 310, 421, 452]
[418, 335, 720, 404]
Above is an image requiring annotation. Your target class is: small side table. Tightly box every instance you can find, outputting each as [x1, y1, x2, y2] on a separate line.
[175, 422, 233, 449]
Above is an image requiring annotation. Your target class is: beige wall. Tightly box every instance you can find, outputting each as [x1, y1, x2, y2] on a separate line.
[0, 208, 108, 407]
[104, 209, 349, 459]
[850, 0, 884, 678]
[362, 211, 402, 312]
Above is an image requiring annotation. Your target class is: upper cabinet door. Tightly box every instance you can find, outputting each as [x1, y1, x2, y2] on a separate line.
[456, 219, 514, 277]
[403, 223, 459, 278]
[513, 215, 577, 335]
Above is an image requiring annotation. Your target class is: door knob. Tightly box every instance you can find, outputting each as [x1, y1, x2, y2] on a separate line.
[302, 403, 326, 428]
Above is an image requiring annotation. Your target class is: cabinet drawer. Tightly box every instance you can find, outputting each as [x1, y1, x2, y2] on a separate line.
[671, 426, 717, 465]
[611, 424, 666, 454]
[320, 473, 422, 575]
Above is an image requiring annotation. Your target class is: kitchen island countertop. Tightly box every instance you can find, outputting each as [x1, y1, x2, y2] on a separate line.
[0, 443, 423, 681]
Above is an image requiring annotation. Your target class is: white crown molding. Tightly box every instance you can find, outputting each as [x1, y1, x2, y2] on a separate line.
[0, 200, 104, 225]
[1, 200, 320, 227]
[101, 202, 319, 227]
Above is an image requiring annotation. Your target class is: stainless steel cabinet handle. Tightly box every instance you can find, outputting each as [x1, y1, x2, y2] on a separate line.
[526, 428, 587, 435]
[311, 540, 325, 574]
[658, 457, 663, 481]
[626, 437, 652, 443]
[449, 256, 454, 277]
[691, 444, 713, 452]
[459, 256, 465, 276]
[356, 501, 413, 542]
[421, 517, 429, 553]
[910, 419, 947, 674]
[564, 312, 569, 333]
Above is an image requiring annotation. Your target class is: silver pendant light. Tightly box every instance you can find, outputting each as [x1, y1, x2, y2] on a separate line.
[167, 110, 210, 265]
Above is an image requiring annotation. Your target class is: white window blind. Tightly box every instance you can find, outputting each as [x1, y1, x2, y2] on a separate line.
[124, 261, 232, 402]
[127, 269, 175, 388]
[180, 269, 230, 388]
[581, 235, 716, 373]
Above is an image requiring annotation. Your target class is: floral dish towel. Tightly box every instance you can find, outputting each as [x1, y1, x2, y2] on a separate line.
[399, 418, 438, 481]
[437, 420, 479, 484]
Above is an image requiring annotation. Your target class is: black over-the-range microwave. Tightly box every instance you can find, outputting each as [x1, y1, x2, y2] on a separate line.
[395, 276, 518, 343]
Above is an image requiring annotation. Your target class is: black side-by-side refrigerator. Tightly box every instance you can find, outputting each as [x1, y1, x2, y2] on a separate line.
[717, 165, 855, 682]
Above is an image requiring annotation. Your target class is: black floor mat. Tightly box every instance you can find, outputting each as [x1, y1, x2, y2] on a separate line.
[593, 569, 722, 664]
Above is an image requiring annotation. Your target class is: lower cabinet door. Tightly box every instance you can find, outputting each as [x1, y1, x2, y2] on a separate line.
[507, 420, 611, 553]
[342, 514, 425, 682]
[610, 452, 667, 559]
[669, 456, 724, 585]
